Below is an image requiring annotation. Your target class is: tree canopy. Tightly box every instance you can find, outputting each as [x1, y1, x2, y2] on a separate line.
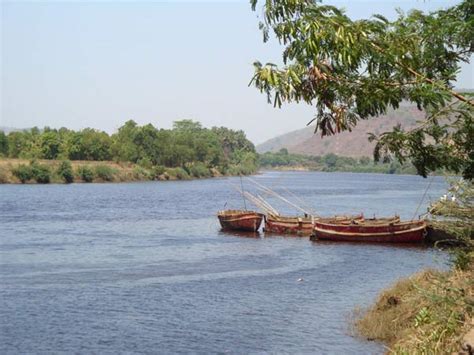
[250, 0, 473, 178]
[0, 120, 258, 175]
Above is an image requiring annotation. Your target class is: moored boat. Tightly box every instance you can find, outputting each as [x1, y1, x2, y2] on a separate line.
[265, 214, 364, 236]
[265, 214, 314, 236]
[312, 217, 426, 243]
[217, 210, 264, 232]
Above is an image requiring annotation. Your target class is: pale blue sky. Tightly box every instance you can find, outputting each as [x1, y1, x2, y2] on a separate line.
[2, 0, 472, 143]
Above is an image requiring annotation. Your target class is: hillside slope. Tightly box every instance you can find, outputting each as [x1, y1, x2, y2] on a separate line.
[257, 106, 424, 157]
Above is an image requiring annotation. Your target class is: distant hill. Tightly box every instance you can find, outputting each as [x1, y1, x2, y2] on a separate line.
[257, 106, 425, 158]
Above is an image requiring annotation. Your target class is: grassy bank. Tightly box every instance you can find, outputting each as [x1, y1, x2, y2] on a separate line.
[354, 260, 473, 354]
[0, 158, 236, 184]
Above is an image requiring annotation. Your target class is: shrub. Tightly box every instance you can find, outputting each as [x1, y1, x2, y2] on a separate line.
[0, 166, 10, 183]
[94, 164, 116, 181]
[57, 160, 74, 183]
[174, 167, 190, 180]
[166, 167, 190, 180]
[150, 165, 166, 179]
[77, 165, 94, 182]
[12, 164, 33, 183]
[30, 163, 51, 183]
[137, 157, 153, 169]
[189, 162, 211, 178]
[132, 166, 152, 180]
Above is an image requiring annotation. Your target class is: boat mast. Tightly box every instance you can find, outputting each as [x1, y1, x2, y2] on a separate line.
[245, 176, 313, 216]
[239, 175, 247, 211]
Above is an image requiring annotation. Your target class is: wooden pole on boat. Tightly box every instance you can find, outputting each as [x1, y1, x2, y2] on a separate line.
[228, 182, 278, 215]
[239, 175, 247, 211]
[256, 194, 279, 216]
[411, 174, 434, 220]
[245, 177, 312, 215]
[245, 192, 279, 215]
[281, 187, 317, 216]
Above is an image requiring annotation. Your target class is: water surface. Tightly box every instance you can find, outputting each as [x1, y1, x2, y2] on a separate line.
[0, 171, 449, 354]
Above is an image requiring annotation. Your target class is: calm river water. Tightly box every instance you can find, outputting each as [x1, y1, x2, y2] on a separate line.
[0, 171, 449, 354]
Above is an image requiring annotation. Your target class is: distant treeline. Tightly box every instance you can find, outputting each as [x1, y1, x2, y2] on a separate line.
[259, 149, 418, 175]
[0, 120, 258, 176]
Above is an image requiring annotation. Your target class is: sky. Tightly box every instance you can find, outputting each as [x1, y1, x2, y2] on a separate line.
[1, 0, 472, 144]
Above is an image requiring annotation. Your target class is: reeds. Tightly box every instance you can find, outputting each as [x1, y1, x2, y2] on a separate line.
[354, 262, 473, 354]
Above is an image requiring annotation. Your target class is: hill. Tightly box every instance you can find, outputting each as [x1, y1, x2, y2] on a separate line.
[257, 105, 425, 158]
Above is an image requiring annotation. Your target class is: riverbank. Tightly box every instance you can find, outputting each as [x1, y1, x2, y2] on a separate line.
[259, 150, 420, 175]
[354, 258, 473, 354]
[0, 158, 425, 184]
[261, 164, 419, 174]
[0, 159, 234, 184]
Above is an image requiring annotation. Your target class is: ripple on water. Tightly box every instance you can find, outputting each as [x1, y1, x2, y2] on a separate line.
[0, 172, 448, 353]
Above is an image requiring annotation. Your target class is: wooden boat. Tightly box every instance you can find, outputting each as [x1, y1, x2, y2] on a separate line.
[265, 214, 364, 236]
[312, 217, 426, 243]
[265, 214, 314, 236]
[217, 210, 264, 232]
[319, 215, 400, 225]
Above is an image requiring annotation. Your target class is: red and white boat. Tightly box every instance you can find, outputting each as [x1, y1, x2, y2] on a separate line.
[265, 214, 314, 236]
[312, 217, 426, 243]
[217, 210, 264, 232]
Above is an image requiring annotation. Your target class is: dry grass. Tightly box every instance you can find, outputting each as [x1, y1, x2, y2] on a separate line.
[0, 158, 141, 183]
[354, 261, 474, 354]
[0, 158, 221, 183]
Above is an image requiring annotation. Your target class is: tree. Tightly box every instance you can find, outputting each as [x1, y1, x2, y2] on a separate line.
[0, 131, 7, 156]
[80, 128, 112, 161]
[250, 0, 473, 178]
[7, 131, 29, 158]
[41, 130, 61, 159]
[323, 153, 337, 168]
[111, 120, 140, 162]
[57, 160, 74, 183]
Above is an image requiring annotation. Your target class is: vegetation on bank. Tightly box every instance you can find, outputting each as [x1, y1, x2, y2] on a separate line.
[355, 266, 473, 354]
[0, 119, 258, 183]
[260, 149, 418, 174]
[0, 159, 231, 184]
[355, 180, 474, 353]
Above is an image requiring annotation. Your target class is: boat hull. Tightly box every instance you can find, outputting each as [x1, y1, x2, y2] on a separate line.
[265, 214, 364, 236]
[218, 210, 264, 232]
[265, 215, 313, 236]
[312, 219, 426, 243]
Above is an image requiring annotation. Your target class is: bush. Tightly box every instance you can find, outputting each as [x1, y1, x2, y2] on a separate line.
[94, 164, 116, 181]
[12, 164, 33, 183]
[175, 167, 190, 180]
[30, 163, 51, 183]
[150, 165, 166, 179]
[57, 160, 74, 183]
[132, 166, 152, 180]
[227, 163, 257, 176]
[137, 157, 153, 169]
[77, 165, 94, 182]
[166, 167, 190, 180]
[189, 162, 211, 178]
[0, 166, 10, 183]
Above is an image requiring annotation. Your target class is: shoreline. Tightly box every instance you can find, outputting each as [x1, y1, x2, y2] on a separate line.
[354, 261, 473, 353]
[0, 158, 255, 184]
[0, 159, 437, 185]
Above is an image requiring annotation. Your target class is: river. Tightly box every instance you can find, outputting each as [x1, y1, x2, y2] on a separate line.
[0, 171, 449, 354]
